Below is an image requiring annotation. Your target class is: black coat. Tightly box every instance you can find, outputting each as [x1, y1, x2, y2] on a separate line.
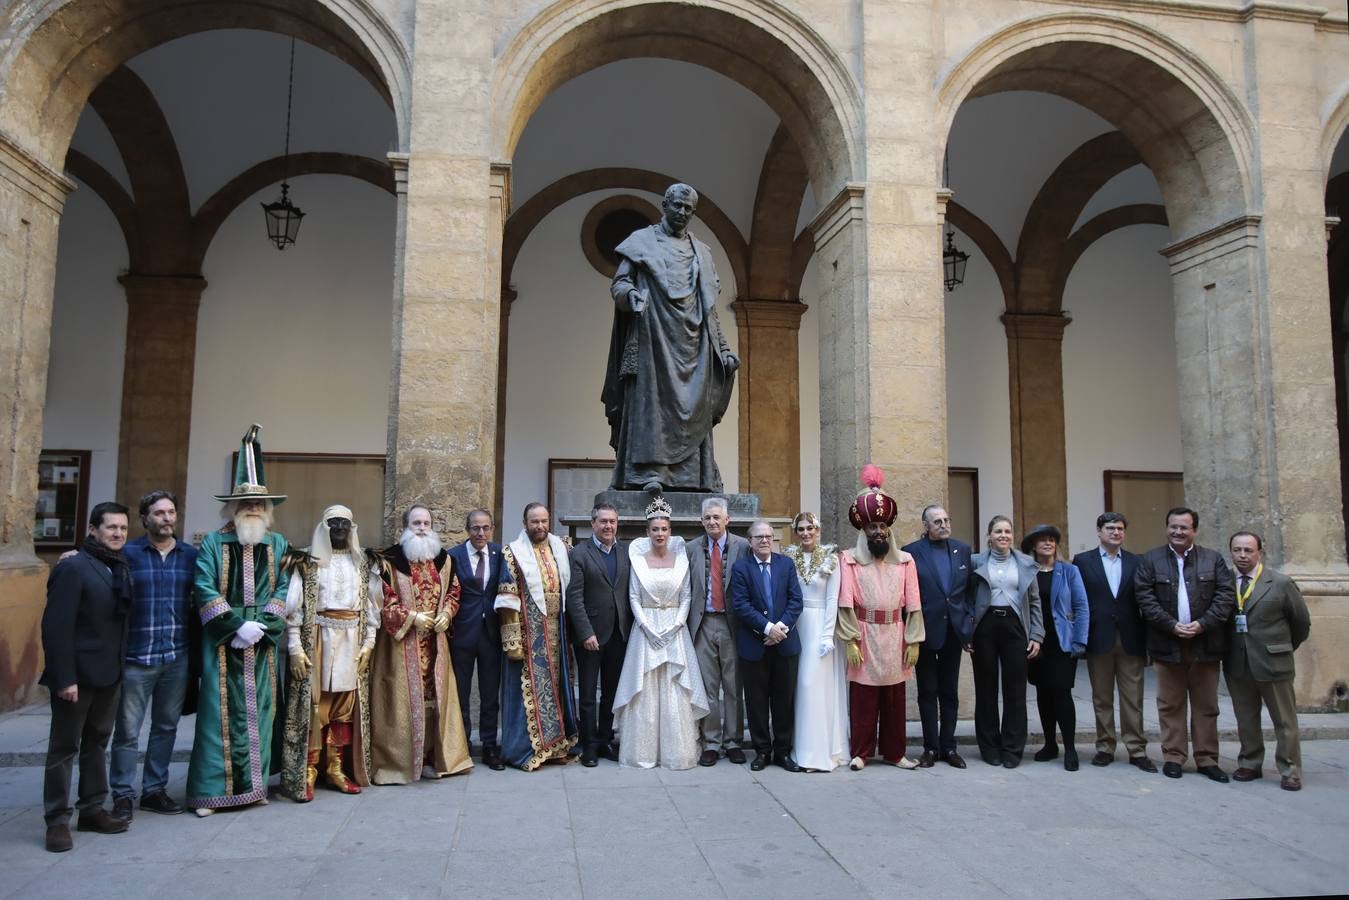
[901, 537, 972, 652]
[1134, 544, 1235, 664]
[1072, 548, 1146, 657]
[40, 550, 128, 690]
[566, 539, 632, 646]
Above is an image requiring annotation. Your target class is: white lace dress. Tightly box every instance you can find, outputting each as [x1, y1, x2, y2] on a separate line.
[612, 537, 709, 769]
[788, 545, 849, 772]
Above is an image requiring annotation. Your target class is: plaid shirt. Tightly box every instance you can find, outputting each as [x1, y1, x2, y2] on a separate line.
[124, 535, 197, 666]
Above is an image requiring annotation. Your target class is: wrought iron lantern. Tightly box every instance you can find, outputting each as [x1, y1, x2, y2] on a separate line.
[261, 38, 305, 250]
[943, 229, 969, 292]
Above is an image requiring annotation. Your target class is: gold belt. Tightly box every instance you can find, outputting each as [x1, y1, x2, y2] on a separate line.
[858, 608, 900, 625]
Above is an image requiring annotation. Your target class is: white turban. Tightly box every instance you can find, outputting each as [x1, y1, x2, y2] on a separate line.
[310, 504, 362, 566]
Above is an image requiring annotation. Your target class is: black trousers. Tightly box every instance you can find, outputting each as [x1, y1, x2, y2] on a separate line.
[972, 610, 1028, 762]
[451, 624, 502, 750]
[916, 621, 964, 754]
[574, 631, 627, 750]
[741, 649, 799, 757]
[44, 682, 120, 826]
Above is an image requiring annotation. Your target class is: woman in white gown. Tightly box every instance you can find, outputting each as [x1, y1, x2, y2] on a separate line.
[786, 512, 849, 772]
[612, 499, 709, 769]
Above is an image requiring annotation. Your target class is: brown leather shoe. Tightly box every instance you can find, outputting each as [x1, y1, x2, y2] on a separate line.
[917, 751, 937, 768]
[1232, 767, 1263, 782]
[943, 751, 967, 770]
[45, 824, 73, 852]
[698, 749, 719, 767]
[1281, 775, 1302, 792]
[76, 807, 128, 834]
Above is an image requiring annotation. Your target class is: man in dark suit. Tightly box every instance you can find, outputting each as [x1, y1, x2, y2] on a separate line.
[566, 502, 631, 766]
[1225, 531, 1311, 791]
[448, 507, 506, 770]
[1073, 512, 1154, 771]
[687, 497, 751, 766]
[41, 501, 133, 852]
[1135, 506, 1235, 782]
[730, 520, 804, 772]
[902, 504, 971, 769]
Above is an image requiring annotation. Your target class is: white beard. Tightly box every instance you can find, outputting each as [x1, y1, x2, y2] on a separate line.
[234, 512, 271, 546]
[400, 528, 443, 563]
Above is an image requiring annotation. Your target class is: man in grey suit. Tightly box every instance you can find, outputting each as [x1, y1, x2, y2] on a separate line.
[1225, 531, 1311, 791]
[566, 502, 632, 767]
[687, 496, 751, 766]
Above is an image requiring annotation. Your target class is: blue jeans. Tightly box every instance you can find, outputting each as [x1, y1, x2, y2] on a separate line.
[109, 656, 189, 799]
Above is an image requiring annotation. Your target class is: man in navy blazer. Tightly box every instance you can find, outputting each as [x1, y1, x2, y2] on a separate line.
[448, 508, 506, 770]
[730, 521, 804, 772]
[1072, 512, 1154, 772]
[902, 505, 972, 769]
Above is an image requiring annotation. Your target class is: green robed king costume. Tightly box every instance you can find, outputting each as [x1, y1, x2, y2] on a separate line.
[187, 425, 291, 811]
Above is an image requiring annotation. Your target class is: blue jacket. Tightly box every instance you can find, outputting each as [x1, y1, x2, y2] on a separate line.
[729, 553, 803, 661]
[1045, 561, 1090, 654]
[448, 541, 504, 650]
[1072, 548, 1145, 657]
[901, 536, 972, 651]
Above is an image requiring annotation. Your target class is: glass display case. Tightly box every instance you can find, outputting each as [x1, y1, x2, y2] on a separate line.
[35, 449, 91, 551]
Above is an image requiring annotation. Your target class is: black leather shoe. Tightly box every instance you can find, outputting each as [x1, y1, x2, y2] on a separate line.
[139, 792, 183, 815]
[698, 749, 718, 767]
[599, 744, 621, 763]
[483, 748, 506, 771]
[982, 751, 1002, 767]
[581, 748, 598, 767]
[1197, 765, 1229, 783]
[76, 808, 128, 834]
[1063, 749, 1079, 772]
[1033, 744, 1059, 762]
[943, 751, 967, 769]
[726, 747, 747, 765]
[1162, 761, 1183, 778]
[750, 754, 770, 771]
[917, 751, 937, 768]
[775, 754, 803, 773]
[1002, 756, 1020, 769]
[1129, 755, 1158, 773]
[1091, 751, 1114, 767]
[111, 796, 133, 823]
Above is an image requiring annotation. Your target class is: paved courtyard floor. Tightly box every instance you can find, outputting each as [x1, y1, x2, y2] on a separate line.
[1, 673, 1346, 898]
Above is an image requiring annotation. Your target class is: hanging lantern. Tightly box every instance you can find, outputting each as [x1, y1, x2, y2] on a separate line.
[262, 182, 305, 250]
[943, 229, 969, 292]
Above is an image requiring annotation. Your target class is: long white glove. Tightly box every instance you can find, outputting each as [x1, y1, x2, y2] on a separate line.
[818, 641, 834, 658]
[234, 620, 265, 647]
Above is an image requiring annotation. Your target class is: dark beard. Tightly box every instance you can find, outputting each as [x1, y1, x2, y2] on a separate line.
[867, 538, 889, 558]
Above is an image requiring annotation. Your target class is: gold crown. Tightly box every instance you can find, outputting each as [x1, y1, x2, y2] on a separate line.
[644, 496, 674, 520]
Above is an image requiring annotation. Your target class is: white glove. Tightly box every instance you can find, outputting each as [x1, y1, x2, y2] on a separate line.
[230, 633, 251, 649]
[235, 620, 265, 646]
[818, 641, 834, 658]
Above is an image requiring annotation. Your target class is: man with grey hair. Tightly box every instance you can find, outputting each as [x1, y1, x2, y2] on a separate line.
[604, 182, 740, 493]
[687, 497, 751, 765]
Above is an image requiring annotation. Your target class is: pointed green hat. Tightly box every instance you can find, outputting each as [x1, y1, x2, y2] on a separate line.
[213, 423, 287, 504]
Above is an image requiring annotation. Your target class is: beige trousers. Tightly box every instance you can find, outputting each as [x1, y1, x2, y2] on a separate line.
[1224, 670, 1301, 778]
[1086, 638, 1146, 758]
[1154, 658, 1220, 767]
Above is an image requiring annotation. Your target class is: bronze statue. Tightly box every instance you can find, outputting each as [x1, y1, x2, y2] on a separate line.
[602, 184, 739, 493]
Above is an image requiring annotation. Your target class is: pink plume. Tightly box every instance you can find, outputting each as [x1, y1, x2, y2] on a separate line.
[860, 464, 885, 489]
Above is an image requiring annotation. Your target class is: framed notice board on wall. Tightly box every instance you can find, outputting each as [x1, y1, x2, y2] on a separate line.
[228, 451, 386, 546]
[35, 449, 91, 552]
[1104, 470, 1185, 535]
[548, 458, 614, 537]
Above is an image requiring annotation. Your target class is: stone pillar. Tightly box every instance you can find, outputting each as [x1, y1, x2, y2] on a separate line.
[387, 0, 500, 545]
[0, 133, 74, 710]
[116, 274, 205, 519]
[731, 298, 807, 517]
[383, 152, 409, 544]
[1001, 312, 1071, 542]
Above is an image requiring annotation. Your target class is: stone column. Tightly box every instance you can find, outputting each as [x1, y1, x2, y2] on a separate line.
[731, 298, 807, 517]
[383, 152, 410, 544]
[116, 274, 205, 518]
[387, 0, 501, 545]
[0, 133, 74, 710]
[1001, 312, 1071, 542]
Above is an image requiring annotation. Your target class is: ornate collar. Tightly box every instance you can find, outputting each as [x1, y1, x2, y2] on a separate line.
[784, 544, 838, 583]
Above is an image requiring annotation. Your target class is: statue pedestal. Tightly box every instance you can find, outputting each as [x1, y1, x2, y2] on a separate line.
[559, 491, 766, 540]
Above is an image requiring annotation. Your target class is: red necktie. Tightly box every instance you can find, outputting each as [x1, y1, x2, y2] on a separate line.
[710, 541, 725, 612]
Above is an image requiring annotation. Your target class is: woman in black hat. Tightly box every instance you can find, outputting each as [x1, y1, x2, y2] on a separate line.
[1022, 524, 1090, 770]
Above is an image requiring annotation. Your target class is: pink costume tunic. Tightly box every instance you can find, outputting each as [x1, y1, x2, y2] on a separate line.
[838, 548, 921, 686]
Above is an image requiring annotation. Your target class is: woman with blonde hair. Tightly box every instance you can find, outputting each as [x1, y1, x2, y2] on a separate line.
[786, 512, 849, 772]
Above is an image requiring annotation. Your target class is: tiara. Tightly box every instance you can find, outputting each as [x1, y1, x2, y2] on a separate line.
[644, 496, 674, 520]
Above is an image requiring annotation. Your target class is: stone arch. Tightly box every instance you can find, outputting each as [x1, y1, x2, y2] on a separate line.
[491, 0, 863, 201]
[935, 12, 1255, 239]
[0, 0, 411, 168]
[1320, 81, 1349, 185]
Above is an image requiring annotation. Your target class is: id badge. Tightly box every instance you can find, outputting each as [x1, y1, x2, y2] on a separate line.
[1234, 614, 1248, 634]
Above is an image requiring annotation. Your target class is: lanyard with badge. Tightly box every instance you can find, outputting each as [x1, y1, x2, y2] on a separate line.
[1234, 563, 1261, 633]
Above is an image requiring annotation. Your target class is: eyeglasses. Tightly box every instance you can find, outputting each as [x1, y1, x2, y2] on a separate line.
[468, 525, 491, 533]
[750, 534, 774, 542]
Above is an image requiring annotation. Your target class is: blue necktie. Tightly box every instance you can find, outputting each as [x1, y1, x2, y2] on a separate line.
[761, 562, 772, 614]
